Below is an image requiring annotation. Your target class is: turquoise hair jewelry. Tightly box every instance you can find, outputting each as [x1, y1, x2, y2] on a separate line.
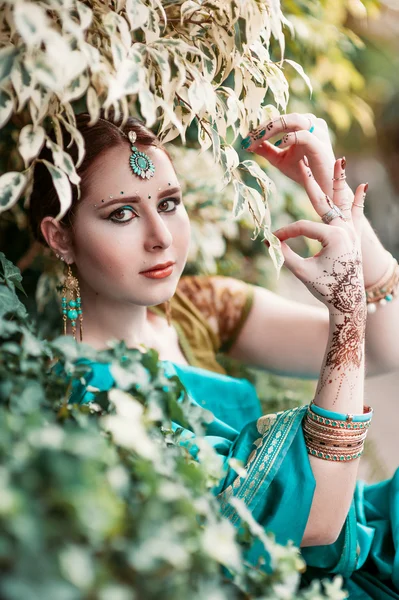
[128, 131, 155, 179]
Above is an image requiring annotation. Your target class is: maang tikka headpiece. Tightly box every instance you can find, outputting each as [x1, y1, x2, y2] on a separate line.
[128, 130, 155, 179]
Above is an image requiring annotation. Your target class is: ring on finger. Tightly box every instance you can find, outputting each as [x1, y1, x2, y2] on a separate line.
[353, 202, 365, 208]
[332, 174, 347, 181]
[321, 205, 349, 224]
[294, 131, 299, 145]
[280, 115, 288, 130]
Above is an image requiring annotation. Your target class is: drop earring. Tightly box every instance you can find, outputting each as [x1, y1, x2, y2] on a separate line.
[61, 263, 83, 341]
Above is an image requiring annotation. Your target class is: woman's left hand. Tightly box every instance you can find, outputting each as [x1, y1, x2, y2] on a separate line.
[241, 113, 338, 198]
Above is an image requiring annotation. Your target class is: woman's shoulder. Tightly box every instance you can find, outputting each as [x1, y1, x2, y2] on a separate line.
[176, 275, 255, 351]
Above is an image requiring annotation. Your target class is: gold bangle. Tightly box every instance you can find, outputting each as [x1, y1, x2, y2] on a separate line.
[365, 256, 399, 309]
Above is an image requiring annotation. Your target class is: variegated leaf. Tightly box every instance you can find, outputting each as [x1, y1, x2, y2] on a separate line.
[0, 46, 19, 86]
[125, 0, 149, 31]
[45, 139, 81, 185]
[0, 88, 14, 128]
[19, 124, 45, 166]
[14, 1, 49, 49]
[0, 171, 27, 214]
[41, 160, 72, 220]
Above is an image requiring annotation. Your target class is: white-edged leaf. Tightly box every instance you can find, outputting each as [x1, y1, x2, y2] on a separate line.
[0, 88, 14, 128]
[14, 1, 50, 48]
[0, 171, 27, 214]
[19, 124, 45, 166]
[232, 179, 248, 219]
[125, 0, 150, 31]
[284, 59, 313, 95]
[45, 139, 81, 185]
[0, 46, 19, 85]
[262, 227, 284, 276]
[41, 159, 72, 219]
[11, 59, 35, 112]
[56, 115, 86, 167]
[76, 1, 93, 31]
[138, 88, 157, 127]
[86, 86, 100, 125]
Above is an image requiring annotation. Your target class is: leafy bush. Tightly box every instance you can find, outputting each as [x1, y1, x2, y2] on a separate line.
[0, 255, 350, 599]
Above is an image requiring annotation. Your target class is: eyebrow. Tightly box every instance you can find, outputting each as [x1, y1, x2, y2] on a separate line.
[96, 186, 182, 210]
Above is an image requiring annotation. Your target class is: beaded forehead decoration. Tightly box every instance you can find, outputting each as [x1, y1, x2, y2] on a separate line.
[128, 130, 155, 179]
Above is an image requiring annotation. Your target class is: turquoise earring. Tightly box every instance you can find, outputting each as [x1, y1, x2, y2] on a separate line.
[128, 131, 155, 179]
[61, 264, 83, 341]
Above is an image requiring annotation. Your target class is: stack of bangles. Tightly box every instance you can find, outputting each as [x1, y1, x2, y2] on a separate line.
[303, 402, 373, 462]
[366, 254, 399, 313]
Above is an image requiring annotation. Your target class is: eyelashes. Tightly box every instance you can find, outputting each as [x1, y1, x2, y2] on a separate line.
[108, 198, 181, 224]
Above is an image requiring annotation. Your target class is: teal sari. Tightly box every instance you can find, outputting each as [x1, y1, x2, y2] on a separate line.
[69, 358, 399, 599]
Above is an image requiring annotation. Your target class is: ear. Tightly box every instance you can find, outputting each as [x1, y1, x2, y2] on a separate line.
[41, 217, 75, 263]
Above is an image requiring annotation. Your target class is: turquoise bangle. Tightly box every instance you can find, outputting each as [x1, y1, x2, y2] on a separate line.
[309, 402, 373, 423]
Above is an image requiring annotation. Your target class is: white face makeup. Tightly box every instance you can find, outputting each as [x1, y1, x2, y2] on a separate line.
[69, 143, 191, 308]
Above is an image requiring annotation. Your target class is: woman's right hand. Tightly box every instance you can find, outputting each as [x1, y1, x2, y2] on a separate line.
[272, 158, 367, 319]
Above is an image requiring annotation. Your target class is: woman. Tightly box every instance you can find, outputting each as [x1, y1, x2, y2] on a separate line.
[29, 112, 399, 598]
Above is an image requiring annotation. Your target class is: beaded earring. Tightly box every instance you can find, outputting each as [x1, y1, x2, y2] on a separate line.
[61, 264, 83, 341]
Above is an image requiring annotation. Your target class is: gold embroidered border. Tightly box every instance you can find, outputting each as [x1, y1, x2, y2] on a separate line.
[218, 406, 307, 525]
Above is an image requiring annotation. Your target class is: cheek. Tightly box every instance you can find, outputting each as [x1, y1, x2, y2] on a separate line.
[172, 209, 191, 253]
[72, 217, 134, 276]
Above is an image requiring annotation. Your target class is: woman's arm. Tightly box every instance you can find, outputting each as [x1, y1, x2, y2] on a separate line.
[239, 113, 399, 376]
[267, 163, 368, 547]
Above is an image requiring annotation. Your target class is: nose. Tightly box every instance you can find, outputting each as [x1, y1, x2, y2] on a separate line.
[143, 211, 173, 252]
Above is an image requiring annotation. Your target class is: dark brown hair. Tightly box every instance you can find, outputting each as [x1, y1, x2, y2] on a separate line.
[29, 111, 165, 245]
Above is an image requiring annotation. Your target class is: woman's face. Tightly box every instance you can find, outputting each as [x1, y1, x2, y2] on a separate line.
[69, 143, 191, 307]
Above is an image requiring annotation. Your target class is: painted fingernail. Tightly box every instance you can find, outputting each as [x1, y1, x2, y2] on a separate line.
[264, 240, 270, 248]
[303, 155, 309, 167]
[241, 136, 252, 150]
[364, 182, 369, 193]
[341, 157, 346, 170]
[274, 139, 282, 147]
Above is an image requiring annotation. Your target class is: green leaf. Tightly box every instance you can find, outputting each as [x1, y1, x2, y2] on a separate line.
[0, 252, 26, 296]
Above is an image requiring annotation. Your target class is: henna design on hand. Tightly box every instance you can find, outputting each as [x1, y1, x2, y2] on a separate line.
[306, 248, 366, 403]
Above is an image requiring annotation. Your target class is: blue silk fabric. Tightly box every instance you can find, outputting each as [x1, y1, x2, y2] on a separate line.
[69, 359, 399, 598]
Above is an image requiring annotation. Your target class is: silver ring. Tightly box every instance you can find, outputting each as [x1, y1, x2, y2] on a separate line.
[332, 174, 347, 181]
[353, 202, 365, 209]
[321, 204, 348, 224]
[294, 131, 299, 145]
[280, 115, 288, 130]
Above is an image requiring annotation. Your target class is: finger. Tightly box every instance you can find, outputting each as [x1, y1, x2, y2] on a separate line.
[251, 139, 284, 166]
[351, 183, 368, 234]
[278, 240, 306, 275]
[298, 160, 341, 221]
[273, 219, 332, 246]
[332, 157, 352, 216]
[241, 113, 315, 150]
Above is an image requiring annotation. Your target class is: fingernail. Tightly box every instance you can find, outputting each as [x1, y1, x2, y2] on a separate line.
[264, 240, 270, 248]
[364, 182, 369, 193]
[274, 139, 282, 147]
[341, 157, 346, 170]
[241, 136, 252, 150]
[303, 155, 309, 167]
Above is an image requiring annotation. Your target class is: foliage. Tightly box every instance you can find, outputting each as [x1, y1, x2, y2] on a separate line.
[0, 252, 348, 599]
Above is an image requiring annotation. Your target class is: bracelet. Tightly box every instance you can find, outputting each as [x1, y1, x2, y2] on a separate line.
[309, 401, 373, 425]
[303, 402, 373, 462]
[366, 255, 399, 314]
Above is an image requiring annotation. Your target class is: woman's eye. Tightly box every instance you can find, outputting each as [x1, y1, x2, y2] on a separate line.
[159, 198, 180, 212]
[109, 206, 136, 223]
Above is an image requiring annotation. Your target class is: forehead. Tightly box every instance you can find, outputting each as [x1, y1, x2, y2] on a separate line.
[84, 144, 178, 199]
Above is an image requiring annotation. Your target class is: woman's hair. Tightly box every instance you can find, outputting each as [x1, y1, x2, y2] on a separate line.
[29, 111, 165, 245]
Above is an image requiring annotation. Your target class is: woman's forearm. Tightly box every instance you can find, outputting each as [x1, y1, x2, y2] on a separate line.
[361, 217, 399, 373]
